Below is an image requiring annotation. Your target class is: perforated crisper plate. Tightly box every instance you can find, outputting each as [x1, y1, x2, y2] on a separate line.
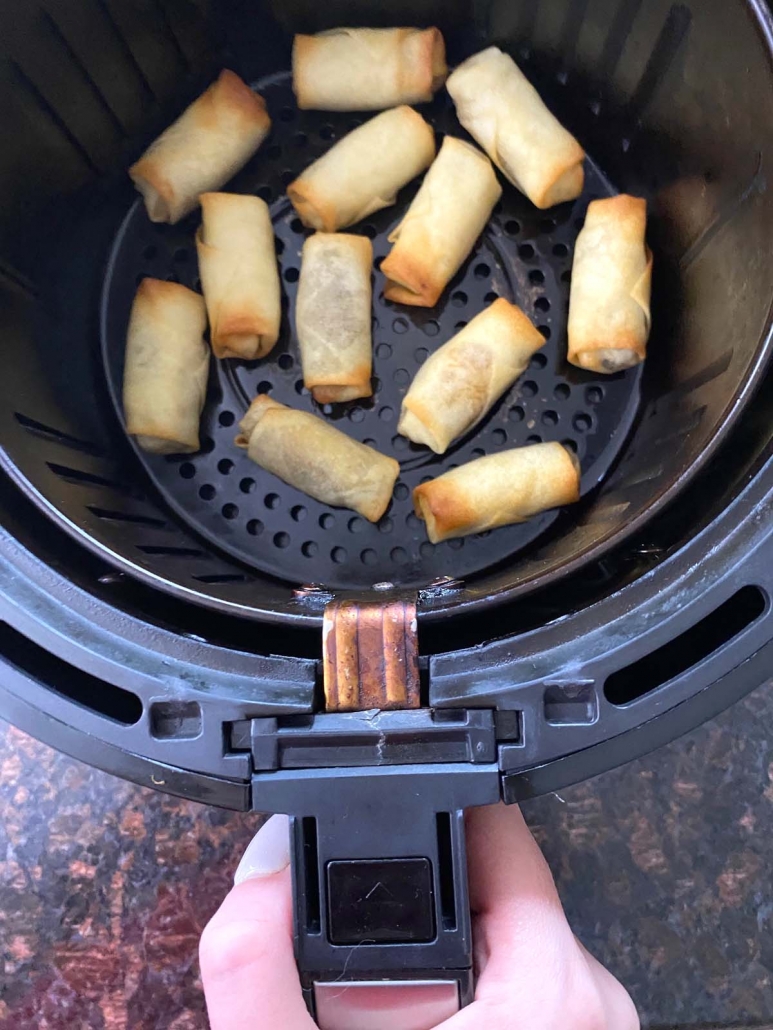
[101, 72, 642, 592]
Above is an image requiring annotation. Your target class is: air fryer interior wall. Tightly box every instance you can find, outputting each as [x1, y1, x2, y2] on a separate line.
[0, 0, 772, 629]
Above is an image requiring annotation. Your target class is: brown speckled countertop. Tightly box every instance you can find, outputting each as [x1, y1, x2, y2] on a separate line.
[1, 687, 772, 1029]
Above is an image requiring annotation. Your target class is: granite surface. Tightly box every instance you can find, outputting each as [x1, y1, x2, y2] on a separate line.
[0, 686, 772, 1029]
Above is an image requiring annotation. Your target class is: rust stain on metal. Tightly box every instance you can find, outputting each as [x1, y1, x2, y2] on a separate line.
[323, 599, 419, 711]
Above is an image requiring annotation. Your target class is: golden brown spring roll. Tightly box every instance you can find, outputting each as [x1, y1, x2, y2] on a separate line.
[123, 279, 209, 454]
[414, 442, 580, 542]
[381, 137, 501, 307]
[236, 397, 399, 522]
[129, 70, 271, 225]
[567, 195, 652, 373]
[296, 233, 373, 403]
[399, 299, 544, 453]
[196, 193, 281, 360]
[446, 47, 584, 209]
[287, 106, 435, 232]
[293, 27, 447, 110]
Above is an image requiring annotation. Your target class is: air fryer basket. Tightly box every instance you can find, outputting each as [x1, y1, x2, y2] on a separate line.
[1, 0, 772, 627]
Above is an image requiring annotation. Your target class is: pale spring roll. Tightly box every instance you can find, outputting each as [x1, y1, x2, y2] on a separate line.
[196, 193, 281, 361]
[399, 299, 545, 453]
[235, 397, 399, 522]
[287, 106, 435, 232]
[446, 47, 584, 209]
[381, 136, 502, 307]
[293, 27, 447, 111]
[414, 442, 580, 543]
[129, 70, 271, 225]
[123, 279, 209, 454]
[296, 233, 373, 403]
[568, 195, 652, 373]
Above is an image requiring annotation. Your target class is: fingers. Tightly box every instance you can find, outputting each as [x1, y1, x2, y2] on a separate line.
[199, 815, 316, 1030]
[465, 803, 575, 992]
[440, 802, 639, 1030]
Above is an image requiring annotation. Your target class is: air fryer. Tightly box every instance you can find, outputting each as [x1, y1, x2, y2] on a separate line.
[1, 0, 773, 1021]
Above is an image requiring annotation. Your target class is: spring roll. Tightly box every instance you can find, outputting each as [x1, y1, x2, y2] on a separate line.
[293, 27, 447, 111]
[123, 279, 209, 454]
[287, 106, 435, 232]
[381, 136, 501, 307]
[446, 47, 584, 209]
[296, 233, 373, 403]
[236, 397, 399, 522]
[129, 70, 271, 225]
[399, 299, 545, 453]
[196, 193, 281, 360]
[414, 442, 580, 543]
[568, 195, 652, 373]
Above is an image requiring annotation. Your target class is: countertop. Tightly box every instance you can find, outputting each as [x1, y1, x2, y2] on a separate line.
[1, 686, 772, 1029]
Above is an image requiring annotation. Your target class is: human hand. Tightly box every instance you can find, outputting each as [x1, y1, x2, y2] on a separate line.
[200, 803, 639, 1030]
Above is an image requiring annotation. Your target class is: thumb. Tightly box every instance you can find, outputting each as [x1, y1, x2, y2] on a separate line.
[200, 815, 316, 1030]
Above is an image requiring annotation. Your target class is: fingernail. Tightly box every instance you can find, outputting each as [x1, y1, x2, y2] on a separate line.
[234, 814, 291, 885]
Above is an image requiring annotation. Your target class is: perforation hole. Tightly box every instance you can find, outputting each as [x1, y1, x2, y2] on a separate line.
[573, 413, 593, 433]
[535, 296, 550, 312]
[415, 348, 429, 364]
[509, 405, 525, 422]
[361, 548, 377, 565]
[201, 437, 215, 455]
[256, 185, 272, 202]
[520, 381, 538, 398]
[505, 220, 520, 235]
[265, 493, 281, 509]
[349, 407, 365, 423]
[219, 410, 235, 427]
[319, 124, 335, 140]
[392, 434, 409, 451]
[217, 458, 234, 475]
[240, 478, 256, 494]
[529, 270, 545, 285]
[586, 386, 604, 405]
[420, 541, 434, 557]
[257, 381, 273, 395]
[362, 224, 377, 239]
[293, 132, 308, 148]
[199, 484, 215, 500]
[484, 291, 499, 304]
[406, 512, 422, 529]
[553, 243, 569, 258]
[539, 218, 556, 234]
[492, 429, 507, 445]
[391, 547, 407, 562]
[291, 506, 307, 522]
[331, 546, 347, 563]
[451, 291, 468, 307]
[542, 410, 559, 426]
[179, 463, 196, 480]
[295, 380, 308, 396]
[320, 513, 335, 529]
[284, 267, 299, 283]
[394, 483, 409, 501]
[394, 368, 410, 385]
[554, 384, 571, 400]
[379, 406, 394, 422]
[448, 538, 464, 550]
[348, 517, 364, 534]
[280, 170, 295, 187]
[538, 325, 551, 339]
[422, 321, 440, 336]
[222, 503, 239, 519]
[518, 244, 535, 260]
[278, 354, 294, 370]
[302, 541, 318, 557]
[247, 519, 264, 536]
[526, 434, 542, 444]
[561, 269, 572, 283]
[530, 353, 547, 369]
[379, 518, 393, 534]
[377, 343, 392, 359]
[393, 317, 409, 334]
[562, 439, 578, 454]
[474, 263, 491, 279]
[274, 532, 290, 548]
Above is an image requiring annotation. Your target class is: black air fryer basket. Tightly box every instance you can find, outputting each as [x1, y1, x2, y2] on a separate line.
[2, 0, 773, 1018]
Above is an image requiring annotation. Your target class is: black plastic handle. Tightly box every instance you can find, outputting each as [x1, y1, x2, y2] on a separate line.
[253, 761, 500, 1029]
